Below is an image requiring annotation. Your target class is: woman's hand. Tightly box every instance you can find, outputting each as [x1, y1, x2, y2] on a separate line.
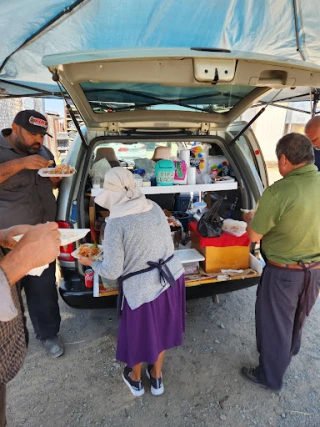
[78, 255, 94, 267]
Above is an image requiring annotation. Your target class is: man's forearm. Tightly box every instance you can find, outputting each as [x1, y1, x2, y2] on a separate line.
[243, 212, 263, 242]
[0, 268, 18, 321]
[246, 223, 263, 243]
[0, 158, 25, 184]
[0, 248, 30, 285]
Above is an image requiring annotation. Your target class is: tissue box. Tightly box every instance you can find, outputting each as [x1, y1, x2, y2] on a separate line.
[189, 221, 250, 273]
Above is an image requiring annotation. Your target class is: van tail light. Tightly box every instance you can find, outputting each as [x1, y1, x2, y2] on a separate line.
[118, 147, 129, 152]
[141, 145, 146, 149]
[57, 220, 76, 262]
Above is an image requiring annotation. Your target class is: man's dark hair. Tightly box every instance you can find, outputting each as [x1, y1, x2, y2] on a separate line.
[276, 133, 315, 165]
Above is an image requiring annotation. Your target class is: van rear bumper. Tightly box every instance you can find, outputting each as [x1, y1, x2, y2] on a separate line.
[185, 276, 258, 299]
[59, 275, 259, 309]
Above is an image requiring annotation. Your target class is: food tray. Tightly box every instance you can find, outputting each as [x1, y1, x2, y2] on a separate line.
[13, 228, 90, 246]
[58, 229, 90, 246]
[38, 167, 76, 178]
[173, 248, 205, 263]
[71, 244, 103, 261]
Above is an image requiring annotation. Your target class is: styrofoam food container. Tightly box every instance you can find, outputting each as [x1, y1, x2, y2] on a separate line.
[173, 248, 205, 263]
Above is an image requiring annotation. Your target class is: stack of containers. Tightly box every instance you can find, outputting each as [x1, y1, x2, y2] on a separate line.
[179, 149, 197, 185]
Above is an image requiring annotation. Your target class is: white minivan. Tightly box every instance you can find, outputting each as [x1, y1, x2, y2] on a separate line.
[43, 49, 320, 308]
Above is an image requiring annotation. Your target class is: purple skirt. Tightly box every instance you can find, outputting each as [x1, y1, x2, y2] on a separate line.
[116, 274, 186, 367]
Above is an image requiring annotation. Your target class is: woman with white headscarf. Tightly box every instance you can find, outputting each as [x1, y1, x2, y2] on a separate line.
[79, 167, 185, 397]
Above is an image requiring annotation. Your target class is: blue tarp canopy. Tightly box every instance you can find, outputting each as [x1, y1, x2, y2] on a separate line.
[0, 0, 320, 98]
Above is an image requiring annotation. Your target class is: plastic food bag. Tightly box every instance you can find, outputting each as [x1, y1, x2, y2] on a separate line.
[222, 218, 247, 237]
[90, 158, 112, 181]
[197, 197, 224, 238]
[134, 158, 156, 175]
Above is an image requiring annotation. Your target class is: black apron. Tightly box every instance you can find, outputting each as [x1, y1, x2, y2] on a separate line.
[117, 254, 175, 316]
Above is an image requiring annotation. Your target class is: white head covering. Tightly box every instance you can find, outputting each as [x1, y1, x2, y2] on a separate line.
[94, 167, 153, 219]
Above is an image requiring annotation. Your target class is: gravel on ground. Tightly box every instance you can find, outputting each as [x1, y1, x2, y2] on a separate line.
[6, 285, 320, 427]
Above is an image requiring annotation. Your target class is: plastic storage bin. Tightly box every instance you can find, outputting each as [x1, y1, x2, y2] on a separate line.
[170, 211, 191, 232]
[155, 160, 175, 186]
[174, 195, 199, 212]
[173, 248, 205, 273]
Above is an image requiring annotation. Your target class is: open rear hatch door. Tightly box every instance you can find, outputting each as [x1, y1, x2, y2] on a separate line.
[43, 48, 320, 134]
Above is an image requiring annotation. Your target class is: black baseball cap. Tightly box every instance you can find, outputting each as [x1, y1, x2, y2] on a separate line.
[13, 110, 52, 138]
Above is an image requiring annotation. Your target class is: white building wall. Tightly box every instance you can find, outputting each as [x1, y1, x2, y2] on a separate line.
[240, 102, 312, 162]
[252, 106, 287, 162]
[0, 98, 45, 129]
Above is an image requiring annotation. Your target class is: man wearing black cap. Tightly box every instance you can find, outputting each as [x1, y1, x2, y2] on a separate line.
[0, 110, 64, 358]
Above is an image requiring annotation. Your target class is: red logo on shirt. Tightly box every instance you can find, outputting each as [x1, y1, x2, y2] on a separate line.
[29, 116, 47, 129]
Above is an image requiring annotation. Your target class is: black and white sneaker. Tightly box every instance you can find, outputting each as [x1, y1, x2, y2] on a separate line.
[122, 366, 145, 397]
[146, 364, 164, 396]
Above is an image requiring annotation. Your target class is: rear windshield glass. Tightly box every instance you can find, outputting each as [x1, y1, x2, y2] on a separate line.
[92, 142, 179, 167]
[80, 82, 255, 114]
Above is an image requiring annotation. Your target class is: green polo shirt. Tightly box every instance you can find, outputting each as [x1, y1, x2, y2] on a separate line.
[251, 164, 320, 264]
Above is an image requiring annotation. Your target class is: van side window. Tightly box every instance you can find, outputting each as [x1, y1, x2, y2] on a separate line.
[237, 135, 263, 186]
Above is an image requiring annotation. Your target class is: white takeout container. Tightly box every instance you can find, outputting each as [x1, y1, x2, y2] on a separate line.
[13, 228, 90, 246]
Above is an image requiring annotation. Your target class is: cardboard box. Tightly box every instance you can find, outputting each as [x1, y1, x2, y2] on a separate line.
[190, 229, 250, 273]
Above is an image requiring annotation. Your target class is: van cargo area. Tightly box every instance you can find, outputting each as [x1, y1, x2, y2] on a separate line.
[57, 136, 264, 308]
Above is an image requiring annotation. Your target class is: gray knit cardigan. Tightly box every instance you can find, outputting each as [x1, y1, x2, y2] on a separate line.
[92, 202, 184, 310]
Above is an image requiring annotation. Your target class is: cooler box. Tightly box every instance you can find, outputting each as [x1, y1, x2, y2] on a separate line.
[189, 221, 250, 273]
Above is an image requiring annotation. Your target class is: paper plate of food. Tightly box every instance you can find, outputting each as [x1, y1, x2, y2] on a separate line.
[58, 228, 90, 246]
[13, 228, 90, 246]
[71, 243, 103, 261]
[38, 164, 76, 177]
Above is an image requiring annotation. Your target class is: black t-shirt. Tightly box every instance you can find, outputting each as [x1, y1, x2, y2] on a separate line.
[0, 129, 57, 228]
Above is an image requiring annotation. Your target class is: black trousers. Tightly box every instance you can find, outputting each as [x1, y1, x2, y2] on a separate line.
[21, 261, 61, 341]
[255, 264, 320, 390]
[0, 384, 5, 427]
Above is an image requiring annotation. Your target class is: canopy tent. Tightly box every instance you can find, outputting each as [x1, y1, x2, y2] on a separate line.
[0, 0, 320, 108]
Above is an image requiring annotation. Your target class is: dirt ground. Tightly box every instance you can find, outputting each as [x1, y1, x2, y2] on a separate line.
[5, 284, 320, 427]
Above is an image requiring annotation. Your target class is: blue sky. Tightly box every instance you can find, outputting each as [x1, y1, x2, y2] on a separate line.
[45, 98, 65, 117]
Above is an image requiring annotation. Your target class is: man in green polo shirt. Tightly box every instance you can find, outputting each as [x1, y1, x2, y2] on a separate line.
[241, 132, 320, 391]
